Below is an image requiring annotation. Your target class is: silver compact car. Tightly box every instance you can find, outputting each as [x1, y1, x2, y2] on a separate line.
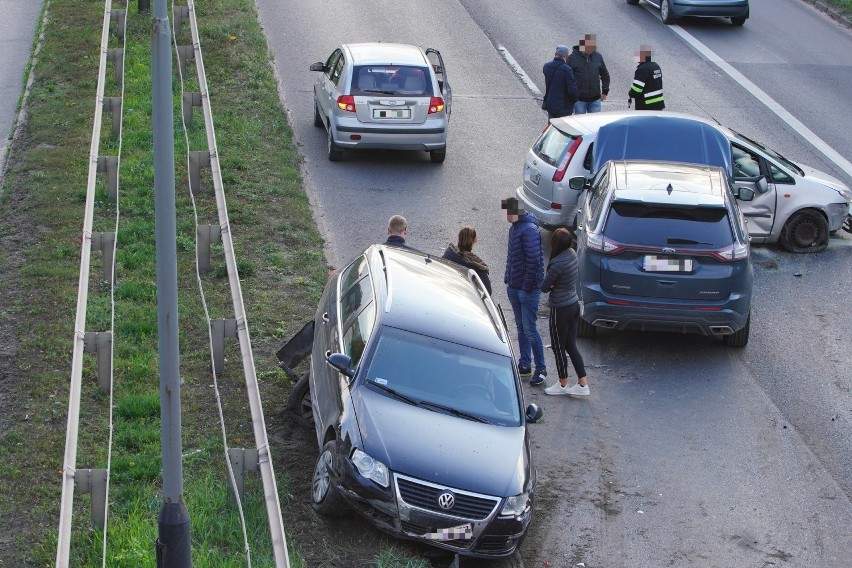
[310, 43, 452, 163]
[516, 111, 851, 253]
[626, 0, 749, 26]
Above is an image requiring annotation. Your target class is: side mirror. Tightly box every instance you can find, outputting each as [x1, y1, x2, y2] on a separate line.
[525, 403, 543, 423]
[736, 187, 755, 202]
[326, 352, 354, 378]
[309, 62, 326, 72]
[568, 176, 587, 191]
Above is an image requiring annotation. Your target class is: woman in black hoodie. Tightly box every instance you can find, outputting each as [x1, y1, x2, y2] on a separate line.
[539, 228, 589, 396]
[442, 226, 492, 295]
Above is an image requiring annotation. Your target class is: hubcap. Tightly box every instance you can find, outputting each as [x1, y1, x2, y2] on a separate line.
[661, 0, 669, 19]
[312, 450, 332, 502]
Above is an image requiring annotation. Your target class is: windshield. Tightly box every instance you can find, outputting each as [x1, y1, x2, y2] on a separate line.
[605, 202, 734, 248]
[362, 326, 521, 426]
[534, 126, 578, 167]
[732, 131, 804, 176]
[350, 65, 434, 97]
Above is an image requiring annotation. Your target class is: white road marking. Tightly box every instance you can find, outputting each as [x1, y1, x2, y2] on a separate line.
[644, 5, 852, 179]
[497, 45, 542, 97]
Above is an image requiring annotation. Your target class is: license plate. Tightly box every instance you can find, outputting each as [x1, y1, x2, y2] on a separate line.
[525, 166, 540, 186]
[373, 107, 411, 119]
[643, 255, 693, 272]
[421, 523, 473, 541]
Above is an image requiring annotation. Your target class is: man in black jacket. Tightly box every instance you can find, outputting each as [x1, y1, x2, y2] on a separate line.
[628, 45, 665, 111]
[384, 214, 417, 250]
[542, 45, 579, 119]
[567, 33, 610, 114]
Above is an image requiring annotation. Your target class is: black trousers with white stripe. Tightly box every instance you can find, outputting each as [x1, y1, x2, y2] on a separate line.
[548, 303, 586, 380]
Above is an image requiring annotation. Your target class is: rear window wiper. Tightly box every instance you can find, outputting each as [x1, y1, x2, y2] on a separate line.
[361, 89, 396, 95]
[667, 237, 714, 245]
[366, 380, 418, 406]
[418, 400, 489, 423]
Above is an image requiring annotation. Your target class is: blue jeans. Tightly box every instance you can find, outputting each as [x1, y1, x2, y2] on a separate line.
[507, 287, 546, 372]
[574, 99, 602, 114]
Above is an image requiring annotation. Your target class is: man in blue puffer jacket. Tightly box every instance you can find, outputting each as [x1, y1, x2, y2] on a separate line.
[501, 197, 546, 384]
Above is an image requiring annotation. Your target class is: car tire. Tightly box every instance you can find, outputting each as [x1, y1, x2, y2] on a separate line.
[313, 101, 323, 127]
[626, 0, 640, 4]
[722, 316, 750, 348]
[779, 209, 829, 253]
[430, 148, 446, 164]
[311, 441, 348, 517]
[730, 16, 746, 26]
[286, 372, 314, 427]
[577, 317, 597, 338]
[660, 0, 676, 24]
[327, 128, 343, 162]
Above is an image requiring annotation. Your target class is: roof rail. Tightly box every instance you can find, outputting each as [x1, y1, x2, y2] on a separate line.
[377, 246, 393, 313]
[468, 269, 506, 343]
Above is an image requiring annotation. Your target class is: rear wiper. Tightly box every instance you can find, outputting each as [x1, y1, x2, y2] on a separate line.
[366, 380, 418, 406]
[667, 237, 713, 245]
[418, 401, 488, 423]
[361, 89, 396, 95]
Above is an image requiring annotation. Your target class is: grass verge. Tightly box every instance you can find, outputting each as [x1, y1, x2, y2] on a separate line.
[0, 0, 427, 566]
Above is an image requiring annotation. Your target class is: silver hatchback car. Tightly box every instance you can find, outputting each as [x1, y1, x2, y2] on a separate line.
[310, 43, 452, 163]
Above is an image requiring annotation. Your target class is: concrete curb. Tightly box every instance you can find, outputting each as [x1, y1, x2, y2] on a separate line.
[800, 0, 852, 30]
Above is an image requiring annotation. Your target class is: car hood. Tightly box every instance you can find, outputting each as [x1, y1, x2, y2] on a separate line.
[799, 165, 852, 200]
[353, 387, 530, 497]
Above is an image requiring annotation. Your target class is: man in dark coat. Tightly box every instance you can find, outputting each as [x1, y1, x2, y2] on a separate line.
[501, 197, 546, 384]
[567, 33, 610, 114]
[542, 45, 579, 119]
[629, 45, 665, 110]
[384, 214, 417, 250]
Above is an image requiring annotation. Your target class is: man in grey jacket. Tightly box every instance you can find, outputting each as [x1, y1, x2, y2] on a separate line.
[568, 33, 610, 114]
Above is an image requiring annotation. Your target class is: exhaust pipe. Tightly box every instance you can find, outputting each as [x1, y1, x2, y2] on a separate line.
[592, 319, 618, 329]
[709, 326, 733, 335]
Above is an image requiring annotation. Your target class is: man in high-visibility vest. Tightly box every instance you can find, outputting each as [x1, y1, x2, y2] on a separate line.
[628, 45, 664, 110]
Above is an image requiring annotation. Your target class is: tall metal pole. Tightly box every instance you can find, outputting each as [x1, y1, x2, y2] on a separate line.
[152, 0, 191, 565]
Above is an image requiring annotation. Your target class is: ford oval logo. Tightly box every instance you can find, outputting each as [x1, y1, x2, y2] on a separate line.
[437, 492, 455, 510]
[662, 247, 676, 253]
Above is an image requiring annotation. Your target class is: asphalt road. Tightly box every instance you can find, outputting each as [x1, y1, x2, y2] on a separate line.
[0, 0, 41, 170]
[254, 0, 852, 565]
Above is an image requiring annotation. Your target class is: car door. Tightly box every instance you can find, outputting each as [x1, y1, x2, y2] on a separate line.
[426, 48, 451, 119]
[732, 143, 778, 241]
[317, 49, 343, 119]
[311, 270, 339, 445]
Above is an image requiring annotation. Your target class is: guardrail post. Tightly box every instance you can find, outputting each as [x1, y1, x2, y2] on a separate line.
[84, 332, 113, 391]
[176, 45, 195, 77]
[109, 9, 126, 38]
[197, 224, 222, 273]
[189, 150, 211, 193]
[226, 448, 259, 502]
[211, 318, 238, 375]
[91, 231, 116, 283]
[107, 48, 124, 84]
[97, 156, 119, 199]
[173, 6, 190, 33]
[181, 92, 202, 126]
[102, 96, 122, 137]
[76, 469, 108, 530]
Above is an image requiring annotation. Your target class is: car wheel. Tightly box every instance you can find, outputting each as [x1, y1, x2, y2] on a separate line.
[577, 317, 597, 338]
[730, 16, 746, 26]
[626, 0, 640, 4]
[313, 101, 323, 127]
[779, 210, 829, 253]
[286, 373, 314, 427]
[327, 128, 343, 162]
[311, 441, 348, 516]
[843, 215, 852, 234]
[430, 148, 446, 164]
[722, 316, 750, 348]
[660, 0, 676, 24]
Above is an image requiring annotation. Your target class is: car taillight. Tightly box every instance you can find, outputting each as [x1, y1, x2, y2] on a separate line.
[553, 136, 583, 182]
[428, 97, 445, 114]
[712, 242, 750, 262]
[337, 95, 355, 112]
[586, 233, 623, 254]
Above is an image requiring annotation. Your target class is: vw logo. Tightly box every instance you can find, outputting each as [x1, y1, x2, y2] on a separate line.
[437, 491, 455, 510]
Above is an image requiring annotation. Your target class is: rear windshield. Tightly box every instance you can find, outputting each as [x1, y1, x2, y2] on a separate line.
[604, 202, 734, 247]
[351, 65, 433, 97]
[533, 127, 579, 167]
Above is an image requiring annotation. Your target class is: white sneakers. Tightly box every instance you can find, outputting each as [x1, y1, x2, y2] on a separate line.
[544, 382, 590, 396]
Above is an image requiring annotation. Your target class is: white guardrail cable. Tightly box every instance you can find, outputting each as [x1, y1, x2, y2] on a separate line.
[173, 0, 290, 565]
[55, 1, 127, 566]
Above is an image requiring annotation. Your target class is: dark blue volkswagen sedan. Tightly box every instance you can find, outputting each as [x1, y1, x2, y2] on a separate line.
[627, 0, 749, 26]
[307, 244, 543, 559]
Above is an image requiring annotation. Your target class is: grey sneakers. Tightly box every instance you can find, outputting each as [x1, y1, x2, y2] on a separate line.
[544, 382, 590, 396]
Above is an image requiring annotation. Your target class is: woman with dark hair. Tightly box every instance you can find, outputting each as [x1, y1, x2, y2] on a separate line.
[536, 228, 589, 395]
[442, 226, 492, 294]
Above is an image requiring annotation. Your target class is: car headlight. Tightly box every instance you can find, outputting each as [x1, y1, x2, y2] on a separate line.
[500, 491, 531, 516]
[351, 449, 389, 487]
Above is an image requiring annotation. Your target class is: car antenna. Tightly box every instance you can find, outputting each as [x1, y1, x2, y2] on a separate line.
[707, 113, 722, 127]
[666, 183, 673, 195]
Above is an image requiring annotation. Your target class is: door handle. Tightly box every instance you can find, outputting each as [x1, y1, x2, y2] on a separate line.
[321, 312, 329, 323]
